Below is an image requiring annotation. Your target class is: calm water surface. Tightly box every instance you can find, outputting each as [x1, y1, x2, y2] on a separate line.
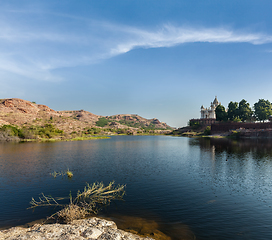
[1, 136, 272, 239]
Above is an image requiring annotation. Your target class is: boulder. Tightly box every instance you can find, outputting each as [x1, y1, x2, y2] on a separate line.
[0, 217, 153, 240]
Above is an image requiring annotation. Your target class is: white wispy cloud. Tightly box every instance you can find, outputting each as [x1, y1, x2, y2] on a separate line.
[108, 24, 272, 56]
[0, 14, 272, 82]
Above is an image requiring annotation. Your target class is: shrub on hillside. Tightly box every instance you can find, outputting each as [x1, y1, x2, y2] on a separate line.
[0, 125, 24, 138]
[189, 121, 201, 129]
[28, 124, 64, 138]
[204, 126, 211, 135]
[95, 117, 109, 127]
[85, 127, 102, 135]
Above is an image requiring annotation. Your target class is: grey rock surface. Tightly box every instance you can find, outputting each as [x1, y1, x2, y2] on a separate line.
[0, 217, 154, 240]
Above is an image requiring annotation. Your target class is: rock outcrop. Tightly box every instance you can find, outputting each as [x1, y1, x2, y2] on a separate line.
[0, 217, 153, 240]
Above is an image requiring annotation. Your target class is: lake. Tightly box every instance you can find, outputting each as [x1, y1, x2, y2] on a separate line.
[1, 136, 272, 239]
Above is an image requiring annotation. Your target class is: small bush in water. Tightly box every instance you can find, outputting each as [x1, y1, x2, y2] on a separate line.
[29, 181, 126, 223]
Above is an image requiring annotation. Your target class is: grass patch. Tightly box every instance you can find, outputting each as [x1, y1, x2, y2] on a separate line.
[18, 136, 110, 142]
[68, 136, 110, 141]
[66, 169, 73, 178]
[50, 169, 74, 178]
[181, 131, 201, 137]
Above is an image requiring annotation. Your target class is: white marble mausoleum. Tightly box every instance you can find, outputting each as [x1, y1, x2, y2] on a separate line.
[200, 96, 220, 119]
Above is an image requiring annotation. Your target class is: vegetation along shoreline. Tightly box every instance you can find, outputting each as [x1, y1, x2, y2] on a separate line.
[0, 98, 173, 142]
[173, 98, 272, 139]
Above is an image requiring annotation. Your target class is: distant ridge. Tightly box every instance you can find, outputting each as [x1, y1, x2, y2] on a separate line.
[0, 98, 173, 136]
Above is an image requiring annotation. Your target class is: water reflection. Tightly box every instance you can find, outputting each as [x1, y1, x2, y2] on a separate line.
[189, 137, 272, 207]
[1, 136, 272, 239]
[190, 137, 272, 158]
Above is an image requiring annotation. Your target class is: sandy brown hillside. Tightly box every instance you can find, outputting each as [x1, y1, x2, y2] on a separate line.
[104, 114, 171, 130]
[0, 98, 173, 136]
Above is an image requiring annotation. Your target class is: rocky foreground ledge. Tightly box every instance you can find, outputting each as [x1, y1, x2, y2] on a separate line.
[0, 217, 154, 240]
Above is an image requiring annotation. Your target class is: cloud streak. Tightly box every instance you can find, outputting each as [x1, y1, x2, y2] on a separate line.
[1, 14, 272, 82]
[109, 24, 272, 56]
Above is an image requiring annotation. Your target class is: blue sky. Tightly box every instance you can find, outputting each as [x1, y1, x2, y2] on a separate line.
[1, 0, 272, 127]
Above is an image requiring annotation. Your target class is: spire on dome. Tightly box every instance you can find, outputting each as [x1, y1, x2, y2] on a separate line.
[213, 96, 219, 105]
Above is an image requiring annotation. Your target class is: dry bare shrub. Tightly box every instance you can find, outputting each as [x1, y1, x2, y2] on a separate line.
[56, 204, 88, 222]
[29, 181, 125, 223]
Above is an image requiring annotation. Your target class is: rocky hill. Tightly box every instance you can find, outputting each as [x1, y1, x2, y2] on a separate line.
[0, 98, 173, 140]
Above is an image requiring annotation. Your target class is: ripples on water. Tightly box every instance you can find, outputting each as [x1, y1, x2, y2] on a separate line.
[1, 136, 272, 239]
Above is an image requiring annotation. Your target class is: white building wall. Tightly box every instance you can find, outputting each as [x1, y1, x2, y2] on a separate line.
[200, 97, 220, 119]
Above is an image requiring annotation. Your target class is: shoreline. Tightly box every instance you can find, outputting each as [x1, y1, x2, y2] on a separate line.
[173, 126, 272, 139]
[0, 214, 177, 240]
[0, 217, 155, 240]
[0, 133, 172, 143]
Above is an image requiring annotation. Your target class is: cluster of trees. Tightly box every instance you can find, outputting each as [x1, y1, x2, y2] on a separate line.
[215, 99, 272, 122]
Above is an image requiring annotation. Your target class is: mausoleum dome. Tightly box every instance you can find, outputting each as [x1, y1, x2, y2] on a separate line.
[213, 96, 219, 105]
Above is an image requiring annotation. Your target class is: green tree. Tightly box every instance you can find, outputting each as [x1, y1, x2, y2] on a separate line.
[227, 101, 239, 121]
[254, 99, 272, 122]
[238, 99, 252, 122]
[215, 104, 228, 121]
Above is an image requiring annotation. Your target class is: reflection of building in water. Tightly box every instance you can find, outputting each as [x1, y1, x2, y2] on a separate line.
[193, 138, 216, 161]
[210, 145, 215, 161]
[200, 96, 220, 119]
[195, 137, 272, 158]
